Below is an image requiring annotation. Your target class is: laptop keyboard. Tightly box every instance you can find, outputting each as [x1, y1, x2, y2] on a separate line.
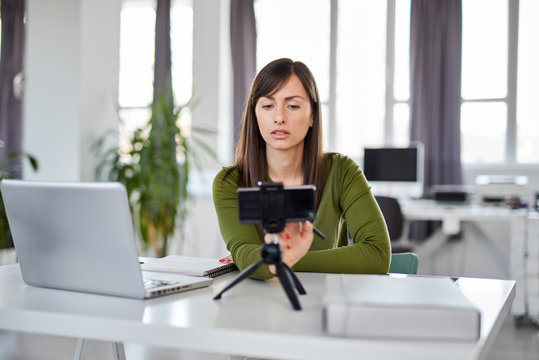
[143, 278, 178, 290]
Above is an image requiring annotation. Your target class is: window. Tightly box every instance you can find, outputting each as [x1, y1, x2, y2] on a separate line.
[115, 1, 539, 166]
[461, 102, 507, 163]
[335, 0, 386, 157]
[254, 0, 537, 165]
[254, 0, 331, 146]
[118, 0, 155, 151]
[255, 0, 410, 160]
[255, 0, 330, 99]
[462, 0, 508, 100]
[517, 0, 539, 163]
[461, 0, 539, 164]
[118, 0, 193, 151]
[460, 0, 508, 164]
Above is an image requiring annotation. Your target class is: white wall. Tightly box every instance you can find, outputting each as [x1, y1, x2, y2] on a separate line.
[183, 0, 231, 258]
[192, 0, 233, 169]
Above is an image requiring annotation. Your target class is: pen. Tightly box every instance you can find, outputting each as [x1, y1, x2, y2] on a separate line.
[313, 226, 326, 241]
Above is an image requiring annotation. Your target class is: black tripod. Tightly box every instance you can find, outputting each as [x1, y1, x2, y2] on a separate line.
[213, 182, 321, 310]
[213, 233, 306, 310]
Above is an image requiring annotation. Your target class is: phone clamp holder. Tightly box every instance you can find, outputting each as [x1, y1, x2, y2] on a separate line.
[213, 183, 308, 310]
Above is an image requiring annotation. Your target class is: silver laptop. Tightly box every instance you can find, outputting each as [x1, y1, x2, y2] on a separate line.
[0, 180, 213, 299]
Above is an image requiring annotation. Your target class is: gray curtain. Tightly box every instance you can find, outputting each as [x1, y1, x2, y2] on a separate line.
[153, 0, 173, 105]
[230, 0, 256, 148]
[410, 0, 463, 190]
[0, 0, 25, 178]
[409, 0, 462, 240]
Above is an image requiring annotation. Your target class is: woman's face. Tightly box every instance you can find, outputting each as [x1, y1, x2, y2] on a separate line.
[255, 74, 313, 154]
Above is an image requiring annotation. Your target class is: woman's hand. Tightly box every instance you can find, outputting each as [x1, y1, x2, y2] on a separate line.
[265, 221, 314, 275]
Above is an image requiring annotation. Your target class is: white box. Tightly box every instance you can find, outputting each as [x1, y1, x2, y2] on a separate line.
[323, 275, 481, 341]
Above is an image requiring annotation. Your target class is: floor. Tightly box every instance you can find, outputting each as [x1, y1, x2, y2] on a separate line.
[0, 332, 228, 360]
[488, 316, 539, 360]
[0, 315, 537, 359]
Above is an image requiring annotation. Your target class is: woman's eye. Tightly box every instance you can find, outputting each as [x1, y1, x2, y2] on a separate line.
[262, 104, 273, 109]
[289, 105, 300, 110]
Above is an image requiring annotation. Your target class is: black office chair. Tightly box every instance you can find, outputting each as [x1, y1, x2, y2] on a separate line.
[375, 196, 413, 253]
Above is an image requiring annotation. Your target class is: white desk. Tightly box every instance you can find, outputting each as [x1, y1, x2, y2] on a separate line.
[0, 264, 514, 360]
[400, 199, 528, 316]
[400, 199, 527, 235]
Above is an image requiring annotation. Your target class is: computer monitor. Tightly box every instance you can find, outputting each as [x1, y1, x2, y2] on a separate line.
[363, 144, 424, 199]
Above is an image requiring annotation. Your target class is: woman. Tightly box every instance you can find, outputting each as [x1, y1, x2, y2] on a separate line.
[213, 58, 390, 280]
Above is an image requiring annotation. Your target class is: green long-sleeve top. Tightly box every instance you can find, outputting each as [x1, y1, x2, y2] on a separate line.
[212, 153, 391, 280]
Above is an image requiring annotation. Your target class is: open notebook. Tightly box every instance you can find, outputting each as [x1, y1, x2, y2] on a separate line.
[140, 255, 238, 278]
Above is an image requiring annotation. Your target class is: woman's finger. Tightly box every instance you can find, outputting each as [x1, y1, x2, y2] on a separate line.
[264, 232, 276, 243]
[302, 220, 313, 235]
[219, 254, 234, 263]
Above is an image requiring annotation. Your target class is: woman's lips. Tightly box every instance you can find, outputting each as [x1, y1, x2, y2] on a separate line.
[271, 130, 290, 139]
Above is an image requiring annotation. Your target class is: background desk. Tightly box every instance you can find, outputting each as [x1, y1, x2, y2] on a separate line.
[0, 264, 514, 360]
[527, 212, 539, 321]
[400, 200, 527, 316]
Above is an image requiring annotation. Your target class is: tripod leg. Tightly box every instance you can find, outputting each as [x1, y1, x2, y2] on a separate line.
[282, 263, 306, 295]
[213, 260, 264, 300]
[275, 263, 302, 311]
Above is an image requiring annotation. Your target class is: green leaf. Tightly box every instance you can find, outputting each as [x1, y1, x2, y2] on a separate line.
[0, 148, 39, 248]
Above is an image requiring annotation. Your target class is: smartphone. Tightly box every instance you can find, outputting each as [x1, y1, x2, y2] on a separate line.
[237, 183, 316, 225]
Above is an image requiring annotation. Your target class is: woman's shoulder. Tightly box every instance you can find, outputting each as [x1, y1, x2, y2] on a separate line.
[323, 152, 360, 171]
[213, 165, 239, 186]
[212, 166, 241, 200]
[212, 166, 242, 207]
[215, 165, 236, 177]
[322, 152, 365, 188]
[322, 153, 368, 197]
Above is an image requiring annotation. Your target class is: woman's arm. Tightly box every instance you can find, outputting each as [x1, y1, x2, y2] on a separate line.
[292, 155, 391, 274]
[213, 156, 391, 278]
[212, 168, 274, 280]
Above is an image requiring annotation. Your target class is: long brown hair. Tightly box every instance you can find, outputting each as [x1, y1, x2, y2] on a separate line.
[229, 58, 326, 205]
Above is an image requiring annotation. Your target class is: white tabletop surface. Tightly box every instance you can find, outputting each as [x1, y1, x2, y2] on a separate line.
[400, 199, 527, 235]
[0, 264, 514, 360]
[400, 199, 527, 221]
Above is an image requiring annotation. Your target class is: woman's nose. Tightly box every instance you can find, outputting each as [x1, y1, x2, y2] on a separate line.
[274, 107, 285, 124]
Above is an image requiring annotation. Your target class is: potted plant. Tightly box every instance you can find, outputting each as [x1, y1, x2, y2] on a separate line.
[95, 95, 216, 257]
[0, 141, 39, 249]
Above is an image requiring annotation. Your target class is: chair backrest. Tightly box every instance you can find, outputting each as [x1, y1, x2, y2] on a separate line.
[389, 252, 419, 274]
[375, 196, 404, 240]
